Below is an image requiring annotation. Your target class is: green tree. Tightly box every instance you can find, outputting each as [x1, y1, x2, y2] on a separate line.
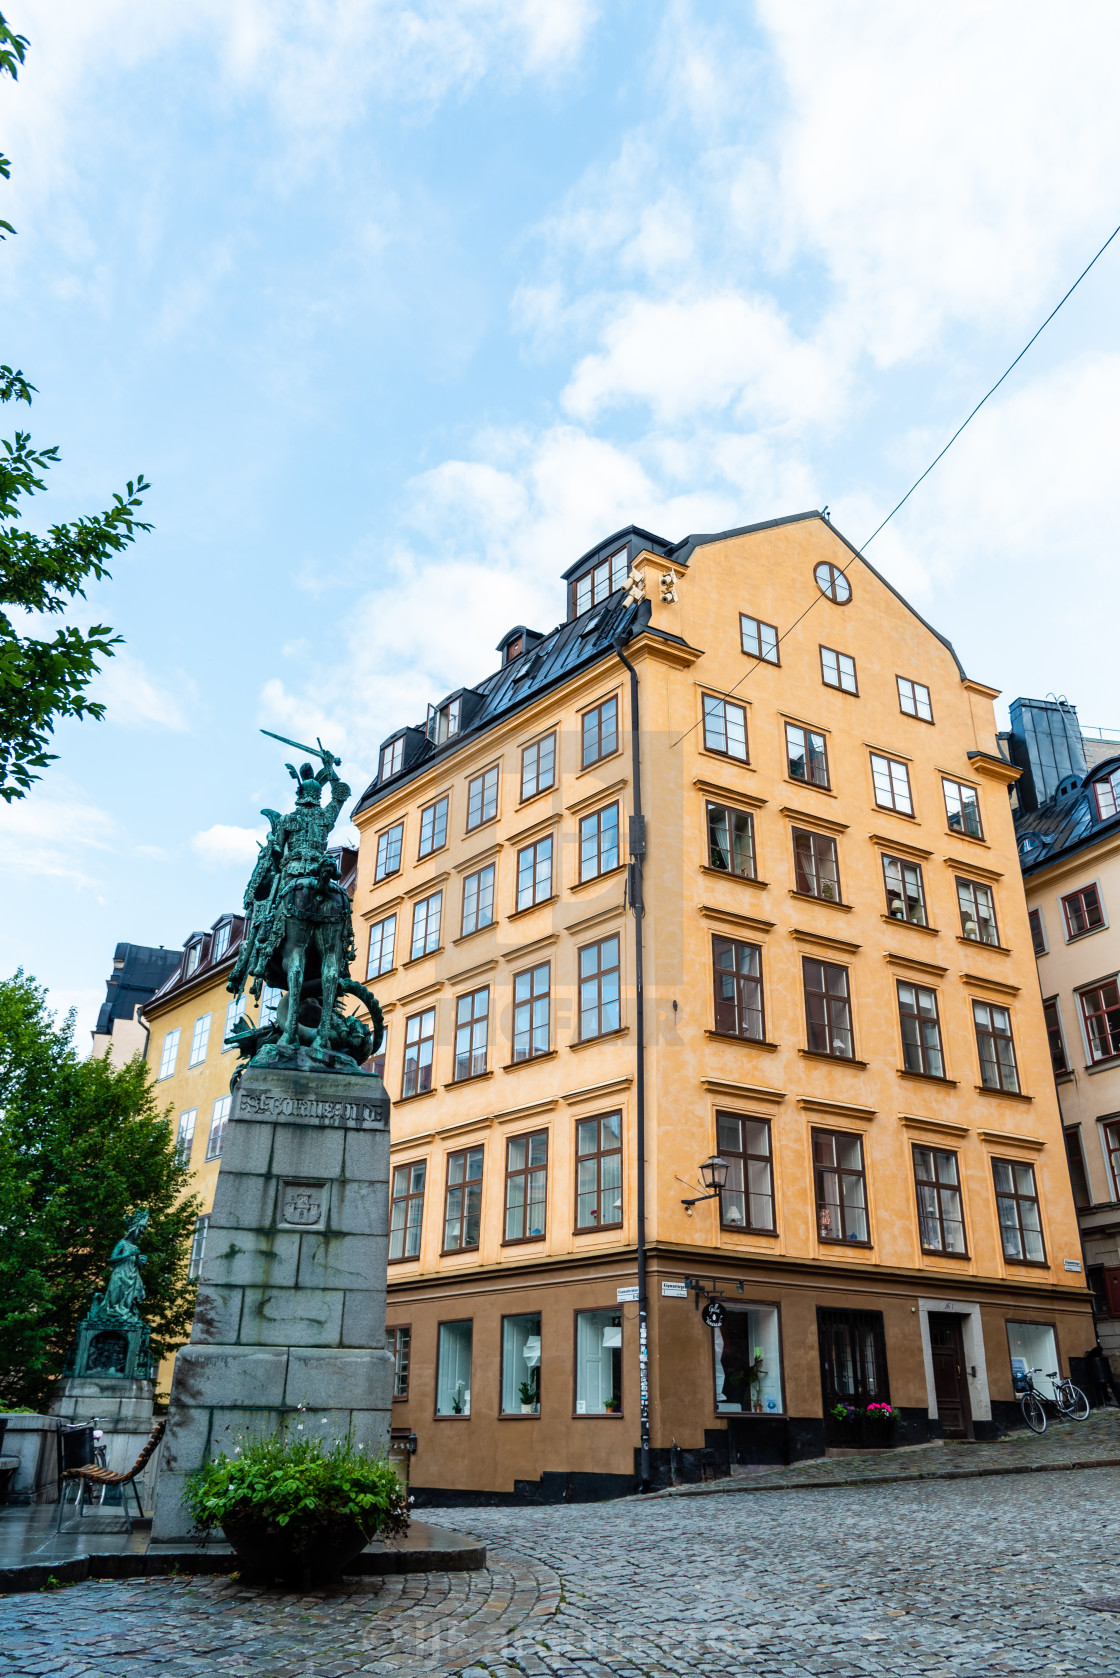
[0, 11, 151, 802]
[0, 972, 200, 1409]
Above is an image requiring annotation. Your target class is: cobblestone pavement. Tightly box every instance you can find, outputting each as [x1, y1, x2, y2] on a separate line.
[3, 1463, 1120, 1677]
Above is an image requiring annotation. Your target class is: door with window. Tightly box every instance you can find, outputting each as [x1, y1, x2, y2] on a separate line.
[817, 1308, 890, 1440]
[927, 1313, 972, 1439]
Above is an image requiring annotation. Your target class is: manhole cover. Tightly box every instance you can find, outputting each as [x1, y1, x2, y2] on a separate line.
[1082, 1597, 1120, 1613]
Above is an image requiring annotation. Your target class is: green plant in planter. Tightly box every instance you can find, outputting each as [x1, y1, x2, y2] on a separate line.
[518, 1371, 539, 1409]
[603, 1395, 621, 1412]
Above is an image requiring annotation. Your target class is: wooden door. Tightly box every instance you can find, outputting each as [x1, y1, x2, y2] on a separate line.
[928, 1313, 972, 1438]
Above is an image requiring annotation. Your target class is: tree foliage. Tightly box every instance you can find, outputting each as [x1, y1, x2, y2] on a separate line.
[0, 972, 200, 1409]
[0, 11, 151, 801]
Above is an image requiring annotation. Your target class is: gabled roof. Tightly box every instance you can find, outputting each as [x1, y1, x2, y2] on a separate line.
[1014, 759, 1120, 875]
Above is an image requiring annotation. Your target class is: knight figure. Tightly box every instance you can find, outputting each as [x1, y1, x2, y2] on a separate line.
[226, 735, 384, 1075]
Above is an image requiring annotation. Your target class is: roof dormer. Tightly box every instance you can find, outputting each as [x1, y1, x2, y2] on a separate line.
[562, 525, 672, 621]
[496, 625, 543, 666]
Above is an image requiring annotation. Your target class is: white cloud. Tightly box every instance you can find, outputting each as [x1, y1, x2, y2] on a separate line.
[0, 786, 117, 885]
[93, 653, 191, 731]
[191, 823, 268, 868]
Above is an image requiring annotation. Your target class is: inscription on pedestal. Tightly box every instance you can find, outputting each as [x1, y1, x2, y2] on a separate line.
[237, 1087, 388, 1128]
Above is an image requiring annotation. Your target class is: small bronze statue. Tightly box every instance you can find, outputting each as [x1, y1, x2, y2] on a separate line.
[88, 1207, 149, 1326]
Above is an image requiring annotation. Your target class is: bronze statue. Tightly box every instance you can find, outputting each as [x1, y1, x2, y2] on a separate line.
[226, 734, 384, 1075]
[88, 1208, 149, 1326]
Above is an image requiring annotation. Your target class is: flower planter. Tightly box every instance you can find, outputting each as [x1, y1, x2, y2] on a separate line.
[221, 1507, 373, 1587]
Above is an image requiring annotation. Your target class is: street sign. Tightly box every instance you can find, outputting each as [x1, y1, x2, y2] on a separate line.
[661, 1281, 688, 1298]
[701, 1300, 726, 1327]
[616, 1285, 640, 1303]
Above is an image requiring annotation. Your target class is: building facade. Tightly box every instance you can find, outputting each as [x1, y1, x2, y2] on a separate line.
[351, 511, 1091, 1500]
[90, 941, 181, 1068]
[1007, 697, 1120, 1378]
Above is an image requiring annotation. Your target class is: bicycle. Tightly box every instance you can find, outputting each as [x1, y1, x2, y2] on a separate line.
[1015, 1367, 1090, 1433]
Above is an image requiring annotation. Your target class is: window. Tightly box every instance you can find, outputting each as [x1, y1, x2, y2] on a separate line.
[703, 695, 748, 761]
[973, 1000, 1019, 1092]
[435, 1320, 472, 1415]
[579, 803, 620, 881]
[814, 1131, 869, 1242]
[259, 985, 281, 1027]
[1007, 1322, 1060, 1402]
[187, 1215, 209, 1281]
[370, 1025, 387, 1082]
[1078, 981, 1120, 1063]
[716, 1112, 774, 1231]
[793, 828, 840, 902]
[389, 1325, 411, 1397]
[402, 1008, 435, 1098]
[443, 1146, 483, 1252]
[1093, 766, 1120, 819]
[706, 802, 755, 877]
[576, 1112, 622, 1230]
[516, 835, 553, 911]
[223, 993, 247, 1050]
[882, 854, 927, 925]
[453, 988, 489, 1081]
[380, 737, 404, 780]
[375, 822, 404, 881]
[1105, 1120, 1120, 1199]
[367, 914, 396, 979]
[957, 879, 998, 945]
[502, 1313, 542, 1413]
[175, 1108, 197, 1165]
[785, 722, 828, 787]
[993, 1161, 1045, 1263]
[461, 864, 495, 937]
[185, 942, 201, 977]
[814, 560, 851, 603]
[467, 765, 499, 831]
[187, 1013, 212, 1067]
[1062, 883, 1105, 939]
[575, 1310, 622, 1414]
[389, 1161, 426, 1261]
[521, 733, 556, 801]
[212, 922, 231, 961]
[712, 936, 764, 1041]
[943, 778, 982, 839]
[897, 981, 945, 1077]
[1043, 997, 1069, 1074]
[206, 1095, 231, 1161]
[158, 1029, 180, 1081]
[1028, 908, 1047, 955]
[713, 1304, 783, 1414]
[870, 753, 913, 816]
[579, 936, 621, 1040]
[418, 795, 449, 859]
[582, 697, 619, 768]
[1065, 1129, 1091, 1210]
[818, 1308, 889, 1408]
[410, 892, 442, 960]
[803, 959, 854, 1059]
[427, 697, 461, 745]
[740, 614, 779, 663]
[897, 676, 933, 722]
[912, 1146, 966, 1254]
[820, 646, 857, 694]
[574, 548, 629, 615]
[513, 963, 551, 1061]
[505, 1132, 548, 1241]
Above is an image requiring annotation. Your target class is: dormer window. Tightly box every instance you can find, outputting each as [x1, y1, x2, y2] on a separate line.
[185, 941, 202, 976]
[427, 697, 461, 745]
[573, 547, 628, 617]
[211, 922, 231, 961]
[1094, 766, 1120, 820]
[1018, 833, 1043, 857]
[381, 737, 405, 781]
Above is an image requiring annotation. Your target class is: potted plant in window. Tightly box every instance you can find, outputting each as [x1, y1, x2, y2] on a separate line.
[603, 1394, 621, 1413]
[450, 1381, 467, 1415]
[518, 1371, 540, 1415]
[184, 1428, 408, 1588]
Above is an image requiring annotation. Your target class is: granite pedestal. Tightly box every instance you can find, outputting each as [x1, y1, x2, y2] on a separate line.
[151, 1066, 393, 1543]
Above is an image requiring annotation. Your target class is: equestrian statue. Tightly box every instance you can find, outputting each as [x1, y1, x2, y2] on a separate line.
[225, 732, 384, 1076]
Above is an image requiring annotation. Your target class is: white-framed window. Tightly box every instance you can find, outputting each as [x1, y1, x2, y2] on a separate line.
[188, 1012, 212, 1068]
[402, 1008, 436, 1097]
[706, 802, 755, 878]
[1093, 766, 1120, 820]
[814, 560, 851, 603]
[461, 864, 496, 936]
[207, 1095, 231, 1161]
[575, 1309, 622, 1414]
[427, 697, 461, 744]
[418, 795, 449, 859]
[897, 676, 933, 722]
[1007, 1321, 1059, 1401]
[411, 892, 442, 960]
[870, 752, 913, 815]
[367, 914, 396, 979]
[211, 922, 231, 961]
[501, 1312, 542, 1414]
[512, 963, 550, 1061]
[786, 722, 828, 787]
[740, 614, 779, 664]
[222, 993, 246, 1051]
[579, 803, 620, 882]
[187, 1215, 209, 1280]
[883, 854, 926, 925]
[390, 1325, 412, 1397]
[713, 1304, 784, 1415]
[466, 765, 499, 831]
[174, 1108, 197, 1165]
[454, 987, 489, 1081]
[381, 737, 404, 780]
[435, 1320, 473, 1415]
[375, 822, 404, 881]
[260, 985, 281, 1027]
[957, 878, 999, 945]
[158, 1028, 180, 1081]
[185, 941, 201, 977]
[703, 695, 748, 761]
[521, 733, 556, 801]
[944, 778, 982, 840]
[820, 646, 857, 694]
[516, 836, 553, 911]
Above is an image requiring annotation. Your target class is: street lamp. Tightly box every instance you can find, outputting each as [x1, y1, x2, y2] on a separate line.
[681, 1154, 730, 1213]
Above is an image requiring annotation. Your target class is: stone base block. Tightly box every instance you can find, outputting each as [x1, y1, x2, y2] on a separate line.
[51, 1377, 155, 1429]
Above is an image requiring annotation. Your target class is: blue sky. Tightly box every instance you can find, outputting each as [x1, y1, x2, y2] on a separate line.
[3, 0, 1120, 1039]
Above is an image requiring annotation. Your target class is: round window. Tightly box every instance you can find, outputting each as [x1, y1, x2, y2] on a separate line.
[814, 561, 851, 603]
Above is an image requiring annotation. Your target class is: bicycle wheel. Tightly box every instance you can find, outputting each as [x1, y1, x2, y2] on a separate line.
[1056, 1383, 1090, 1421]
[1021, 1391, 1047, 1433]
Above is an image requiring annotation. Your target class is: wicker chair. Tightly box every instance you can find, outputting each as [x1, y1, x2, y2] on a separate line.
[58, 1419, 166, 1532]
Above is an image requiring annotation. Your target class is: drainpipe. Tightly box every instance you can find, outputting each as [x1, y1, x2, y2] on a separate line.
[615, 634, 650, 1491]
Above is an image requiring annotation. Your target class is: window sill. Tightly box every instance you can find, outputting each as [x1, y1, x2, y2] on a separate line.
[501, 1234, 547, 1247]
[517, 785, 557, 811]
[387, 1256, 422, 1267]
[573, 1223, 624, 1237]
[1064, 927, 1108, 943]
[882, 915, 940, 936]
[799, 1048, 868, 1067]
[898, 1070, 959, 1086]
[403, 948, 443, 968]
[576, 747, 624, 780]
[1055, 1070, 1075, 1083]
[1000, 1256, 1051, 1268]
[439, 1246, 482, 1260]
[956, 936, 1011, 955]
[1084, 1055, 1120, 1075]
[367, 966, 398, 983]
[434, 1414, 473, 1421]
[373, 869, 403, 888]
[570, 864, 627, 895]
[789, 890, 852, 912]
[944, 828, 988, 848]
[784, 776, 835, 798]
[397, 1087, 438, 1103]
[451, 923, 496, 946]
[499, 1411, 541, 1420]
[391, 1393, 410, 1402]
[416, 844, 450, 866]
[920, 1247, 972, 1260]
[444, 1071, 495, 1089]
[700, 747, 753, 772]
[571, 1026, 630, 1051]
[719, 1223, 779, 1237]
[705, 1030, 780, 1051]
[700, 866, 769, 889]
[463, 815, 499, 840]
[816, 1237, 874, 1250]
[509, 895, 558, 921]
[974, 1084, 1033, 1102]
[873, 804, 918, 822]
[503, 1051, 558, 1072]
[573, 1411, 625, 1419]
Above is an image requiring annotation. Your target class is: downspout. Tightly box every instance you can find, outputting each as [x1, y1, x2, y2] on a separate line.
[615, 632, 650, 1491]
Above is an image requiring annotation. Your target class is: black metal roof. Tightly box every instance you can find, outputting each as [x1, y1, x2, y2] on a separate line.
[94, 943, 182, 1035]
[1014, 756, 1120, 875]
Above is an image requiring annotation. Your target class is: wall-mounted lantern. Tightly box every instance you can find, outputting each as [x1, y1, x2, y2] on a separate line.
[680, 1155, 729, 1214]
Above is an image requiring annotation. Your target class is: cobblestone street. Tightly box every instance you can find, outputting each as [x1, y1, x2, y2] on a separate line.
[2, 1459, 1119, 1678]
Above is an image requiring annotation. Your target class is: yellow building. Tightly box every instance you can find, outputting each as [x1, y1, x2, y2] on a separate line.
[350, 511, 1091, 1499]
